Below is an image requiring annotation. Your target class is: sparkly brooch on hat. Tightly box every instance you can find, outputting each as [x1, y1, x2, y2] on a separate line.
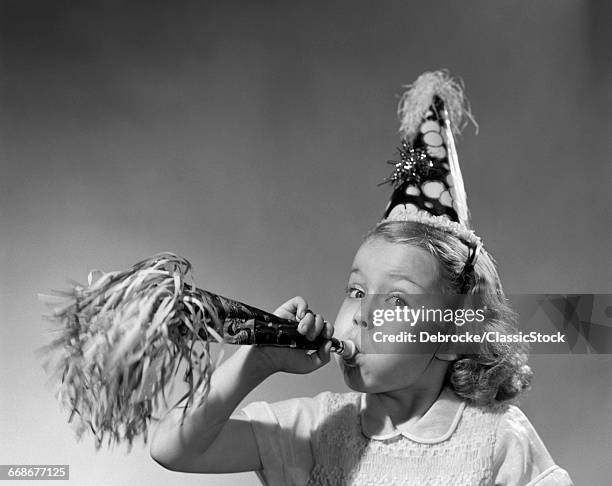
[381, 70, 482, 250]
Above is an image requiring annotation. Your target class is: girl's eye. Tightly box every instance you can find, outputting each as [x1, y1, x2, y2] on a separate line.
[345, 286, 365, 299]
[386, 295, 408, 307]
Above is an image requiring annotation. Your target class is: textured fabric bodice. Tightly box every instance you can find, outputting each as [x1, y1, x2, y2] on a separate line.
[305, 392, 499, 486]
[241, 389, 573, 486]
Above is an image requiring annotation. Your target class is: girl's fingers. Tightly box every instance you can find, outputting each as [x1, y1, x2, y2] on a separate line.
[310, 314, 325, 341]
[295, 299, 309, 320]
[323, 320, 334, 339]
[275, 296, 308, 320]
[300, 313, 321, 341]
[310, 340, 332, 367]
[277, 298, 329, 345]
[298, 312, 325, 341]
[298, 312, 314, 335]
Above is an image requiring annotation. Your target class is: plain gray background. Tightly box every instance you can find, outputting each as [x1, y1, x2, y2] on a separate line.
[1, 1, 611, 485]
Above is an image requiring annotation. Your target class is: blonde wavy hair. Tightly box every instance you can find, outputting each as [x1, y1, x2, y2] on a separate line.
[364, 220, 533, 406]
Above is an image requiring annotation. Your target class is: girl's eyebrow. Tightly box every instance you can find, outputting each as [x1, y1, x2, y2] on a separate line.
[350, 268, 426, 290]
[385, 272, 426, 290]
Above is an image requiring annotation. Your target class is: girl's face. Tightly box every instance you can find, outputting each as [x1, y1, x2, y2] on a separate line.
[333, 237, 448, 393]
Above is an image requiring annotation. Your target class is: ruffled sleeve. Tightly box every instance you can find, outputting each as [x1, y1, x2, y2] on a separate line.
[240, 392, 328, 486]
[493, 406, 573, 486]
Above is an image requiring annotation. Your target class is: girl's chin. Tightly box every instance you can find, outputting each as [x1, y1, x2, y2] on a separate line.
[342, 374, 373, 393]
[337, 360, 373, 392]
[335, 350, 363, 368]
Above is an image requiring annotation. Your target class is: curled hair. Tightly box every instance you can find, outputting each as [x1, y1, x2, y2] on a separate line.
[364, 220, 533, 406]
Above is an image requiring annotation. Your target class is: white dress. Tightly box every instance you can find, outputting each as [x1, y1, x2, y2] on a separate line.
[240, 387, 573, 486]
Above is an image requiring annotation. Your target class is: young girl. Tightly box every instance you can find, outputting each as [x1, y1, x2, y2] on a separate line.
[149, 220, 573, 485]
[150, 71, 573, 484]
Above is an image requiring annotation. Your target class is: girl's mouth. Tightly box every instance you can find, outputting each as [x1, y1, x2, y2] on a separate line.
[341, 344, 360, 367]
[333, 338, 358, 359]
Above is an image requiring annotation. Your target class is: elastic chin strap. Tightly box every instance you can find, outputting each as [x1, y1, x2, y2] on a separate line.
[458, 241, 482, 294]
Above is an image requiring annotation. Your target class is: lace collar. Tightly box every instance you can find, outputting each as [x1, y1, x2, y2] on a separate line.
[359, 386, 466, 443]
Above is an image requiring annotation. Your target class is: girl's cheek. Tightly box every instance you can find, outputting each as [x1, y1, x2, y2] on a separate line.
[334, 311, 357, 342]
[333, 314, 351, 339]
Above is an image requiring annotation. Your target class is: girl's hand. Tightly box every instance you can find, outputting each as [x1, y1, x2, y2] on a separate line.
[249, 296, 334, 375]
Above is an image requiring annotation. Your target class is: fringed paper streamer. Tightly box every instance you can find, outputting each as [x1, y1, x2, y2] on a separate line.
[38, 253, 321, 450]
[38, 254, 217, 449]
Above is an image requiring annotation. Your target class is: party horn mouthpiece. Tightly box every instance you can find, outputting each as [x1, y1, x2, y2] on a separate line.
[332, 338, 357, 359]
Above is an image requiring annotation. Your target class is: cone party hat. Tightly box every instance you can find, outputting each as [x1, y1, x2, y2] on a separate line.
[381, 70, 481, 248]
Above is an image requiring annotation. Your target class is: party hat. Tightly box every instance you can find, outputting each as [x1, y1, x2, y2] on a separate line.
[381, 70, 481, 248]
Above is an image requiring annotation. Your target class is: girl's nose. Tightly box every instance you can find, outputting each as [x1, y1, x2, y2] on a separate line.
[352, 306, 371, 329]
